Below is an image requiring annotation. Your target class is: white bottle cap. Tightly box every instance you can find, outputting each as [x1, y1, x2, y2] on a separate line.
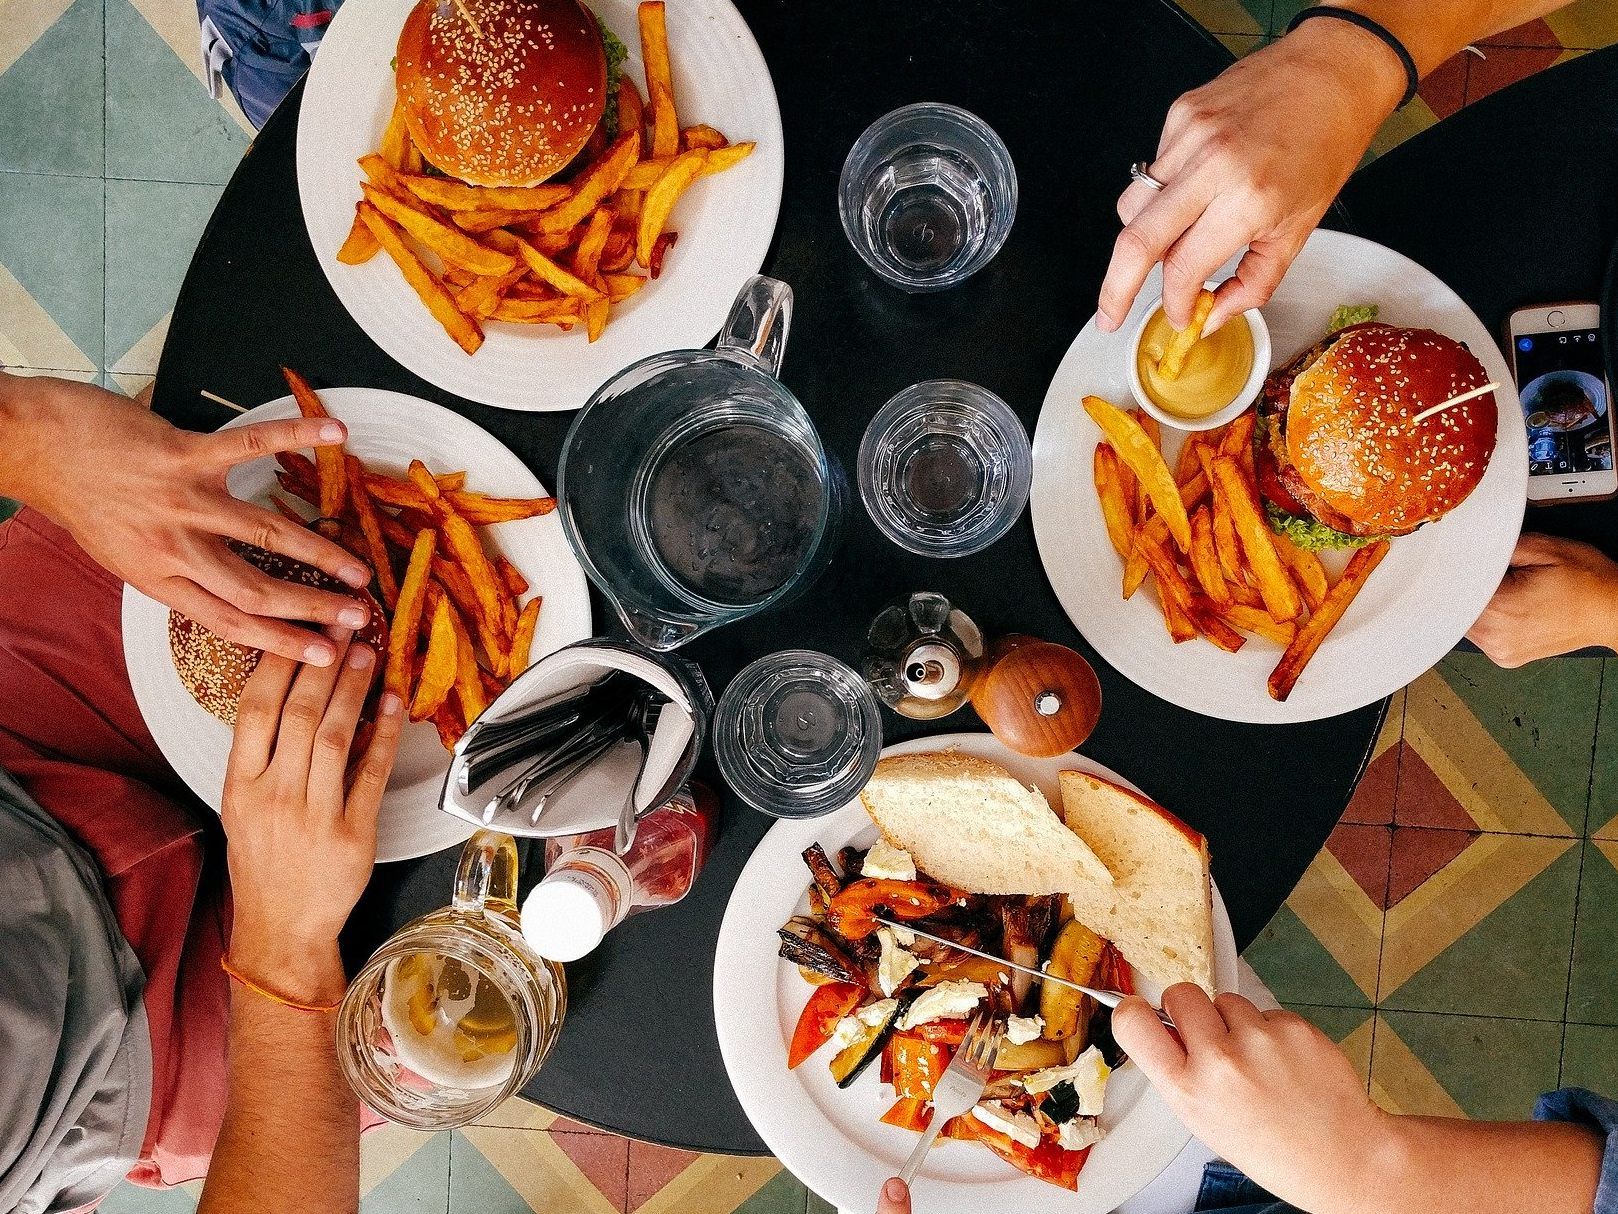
[521, 870, 613, 963]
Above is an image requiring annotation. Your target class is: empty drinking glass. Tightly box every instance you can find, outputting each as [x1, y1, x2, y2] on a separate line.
[858, 380, 1032, 557]
[838, 102, 1017, 292]
[713, 651, 883, 819]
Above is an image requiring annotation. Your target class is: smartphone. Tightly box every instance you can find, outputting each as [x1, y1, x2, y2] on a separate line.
[1507, 302, 1617, 503]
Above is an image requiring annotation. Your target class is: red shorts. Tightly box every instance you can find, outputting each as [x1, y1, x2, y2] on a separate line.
[0, 508, 229, 1188]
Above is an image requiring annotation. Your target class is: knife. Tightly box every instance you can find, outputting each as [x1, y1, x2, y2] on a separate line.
[874, 916, 1176, 1026]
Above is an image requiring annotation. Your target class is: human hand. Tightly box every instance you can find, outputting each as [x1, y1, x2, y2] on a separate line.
[1097, 19, 1406, 335]
[222, 635, 403, 999]
[875, 1177, 911, 1214]
[1467, 533, 1618, 667]
[6, 375, 373, 666]
[1114, 986, 1393, 1213]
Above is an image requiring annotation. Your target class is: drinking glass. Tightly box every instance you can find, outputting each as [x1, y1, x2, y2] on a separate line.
[712, 650, 883, 819]
[558, 276, 844, 651]
[838, 102, 1018, 292]
[336, 831, 566, 1129]
[858, 380, 1032, 556]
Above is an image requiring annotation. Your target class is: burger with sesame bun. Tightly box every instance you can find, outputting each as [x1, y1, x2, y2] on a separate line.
[1253, 322, 1498, 552]
[169, 546, 387, 725]
[394, 0, 629, 187]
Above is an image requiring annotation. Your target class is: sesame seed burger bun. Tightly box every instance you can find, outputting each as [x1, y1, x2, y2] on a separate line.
[395, 0, 607, 187]
[168, 546, 387, 726]
[1285, 323, 1497, 537]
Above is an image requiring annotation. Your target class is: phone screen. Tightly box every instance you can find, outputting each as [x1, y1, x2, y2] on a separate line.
[1514, 327, 1612, 476]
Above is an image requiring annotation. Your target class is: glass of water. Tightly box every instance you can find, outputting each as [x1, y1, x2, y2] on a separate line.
[858, 379, 1032, 557]
[838, 102, 1018, 292]
[713, 651, 883, 819]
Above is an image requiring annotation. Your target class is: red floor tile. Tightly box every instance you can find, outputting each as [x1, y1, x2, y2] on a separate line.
[1478, 18, 1561, 47]
[1418, 52, 1471, 119]
[1326, 823, 1394, 908]
[627, 1140, 701, 1212]
[1387, 826, 1477, 908]
[1393, 747, 1479, 831]
[1467, 45, 1571, 103]
[550, 1129, 632, 1204]
[1342, 745, 1397, 825]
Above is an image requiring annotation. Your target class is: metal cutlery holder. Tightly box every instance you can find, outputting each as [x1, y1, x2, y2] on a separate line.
[439, 640, 712, 840]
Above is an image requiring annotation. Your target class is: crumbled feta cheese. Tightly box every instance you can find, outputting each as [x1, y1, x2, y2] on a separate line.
[829, 999, 898, 1054]
[971, 1102, 1042, 1149]
[899, 980, 988, 1029]
[828, 1015, 864, 1054]
[876, 928, 919, 997]
[1056, 1117, 1105, 1151]
[1004, 1014, 1044, 1045]
[861, 839, 917, 881]
[1021, 1046, 1110, 1114]
[855, 998, 898, 1029]
[888, 923, 916, 946]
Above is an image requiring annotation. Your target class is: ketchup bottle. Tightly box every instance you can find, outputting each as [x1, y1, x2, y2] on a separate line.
[520, 784, 718, 962]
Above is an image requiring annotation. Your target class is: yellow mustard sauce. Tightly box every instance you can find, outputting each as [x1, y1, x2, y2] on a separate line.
[1136, 310, 1255, 420]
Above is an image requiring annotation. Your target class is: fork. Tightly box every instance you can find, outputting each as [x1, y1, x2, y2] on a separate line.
[897, 1009, 1004, 1187]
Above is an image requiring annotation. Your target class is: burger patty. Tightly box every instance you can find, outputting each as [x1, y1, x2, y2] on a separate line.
[1253, 326, 1416, 540]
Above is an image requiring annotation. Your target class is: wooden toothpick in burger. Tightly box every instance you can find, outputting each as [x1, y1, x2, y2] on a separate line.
[1411, 381, 1501, 426]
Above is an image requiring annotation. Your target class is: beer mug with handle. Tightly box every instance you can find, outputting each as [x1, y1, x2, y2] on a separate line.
[337, 830, 566, 1128]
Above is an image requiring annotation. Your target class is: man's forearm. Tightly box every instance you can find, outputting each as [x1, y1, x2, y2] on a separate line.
[197, 937, 359, 1214]
[1331, 1, 1573, 76]
[1331, 1114, 1605, 1214]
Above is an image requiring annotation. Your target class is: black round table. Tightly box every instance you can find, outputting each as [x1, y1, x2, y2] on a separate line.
[151, 0, 1382, 1153]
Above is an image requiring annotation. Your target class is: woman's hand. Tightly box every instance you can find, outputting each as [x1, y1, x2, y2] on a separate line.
[1097, 19, 1405, 335]
[2, 374, 373, 666]
[875, 1178, 911, 1214]
[1467, 533, 1618, 667]
[1113, 986, 1396, 1214]
[221, 635, 403, 1000]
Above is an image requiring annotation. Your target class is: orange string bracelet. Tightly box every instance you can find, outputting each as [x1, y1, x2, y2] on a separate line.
[220, 955, 343, 1013]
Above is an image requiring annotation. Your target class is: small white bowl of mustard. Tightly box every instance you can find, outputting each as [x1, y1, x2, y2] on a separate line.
[1126, 287, 1270, 432]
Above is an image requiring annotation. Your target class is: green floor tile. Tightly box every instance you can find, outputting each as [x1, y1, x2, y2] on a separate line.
[1562, 1023, 1618, 1093]
[807, 1188, 837, 1214]
[0, 499, 17, 522]
[1569, 840, 1618, 1024]
[1437, 652, 1600, 834]
[0, 173, 104, 369]
[736, 1168, 809, 1214]
[96, 1182, 198, 1214]
[1381, 1010, 1563, 1121]
[1245, 904, 1374, 1008]
[105, 0, 249, 185]
[1173, 0, 1270, 36]
[1588, 659, 1618, 839]
[363, 1129, 450, 1214]
[104, 178, 223, 372]
[1289, 1002, 1374, 1044]
[449, 1127, 628, 1213]
[1381, 842, 1579, 1020]
[0, 0, 104, 175]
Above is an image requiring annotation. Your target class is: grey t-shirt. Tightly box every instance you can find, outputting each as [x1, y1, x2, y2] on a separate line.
[0, 767, 151, 1214]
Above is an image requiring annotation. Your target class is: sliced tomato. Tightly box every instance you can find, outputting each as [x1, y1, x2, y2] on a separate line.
[1098, 942, 1134, 998]
[879, 1097, 933, 1132]
[949, 1116, 1088, 1190]
[1254, 434, 1308, 517]
[888, 1032, 951, 1101]
[824, 878, 959, 940]
[787, 982, 862, 1070]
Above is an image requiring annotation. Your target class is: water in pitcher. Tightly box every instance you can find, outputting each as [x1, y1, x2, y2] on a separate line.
[643, 422, 824, 608]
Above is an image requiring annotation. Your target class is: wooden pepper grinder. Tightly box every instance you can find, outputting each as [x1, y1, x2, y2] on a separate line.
[862, 593, 1102, 757]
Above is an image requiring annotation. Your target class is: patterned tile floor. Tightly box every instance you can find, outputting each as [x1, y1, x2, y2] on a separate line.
[4, 0, 1615, 1209]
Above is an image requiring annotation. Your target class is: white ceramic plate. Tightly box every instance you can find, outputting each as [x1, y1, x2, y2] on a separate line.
[1030, 229, 1528, 724]
[121, 388, 593, 861]
[296, 0, 784, 412]
[713, 732, 1238, 1214]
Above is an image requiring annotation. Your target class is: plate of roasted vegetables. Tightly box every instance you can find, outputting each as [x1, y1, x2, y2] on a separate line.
[713, 733, 1237, 1213]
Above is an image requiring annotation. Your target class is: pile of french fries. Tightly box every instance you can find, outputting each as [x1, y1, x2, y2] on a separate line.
[336, 1, 755, 352]
[277, 368, 555, 747]
[1086, 394, 1389, 702]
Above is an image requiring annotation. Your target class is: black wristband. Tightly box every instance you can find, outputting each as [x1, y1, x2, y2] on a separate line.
[1286, 6, 1420, 108]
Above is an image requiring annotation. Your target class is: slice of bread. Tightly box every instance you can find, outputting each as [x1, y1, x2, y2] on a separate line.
[859, 752, 1114, 896]
[1059, 770, 1215, 992]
